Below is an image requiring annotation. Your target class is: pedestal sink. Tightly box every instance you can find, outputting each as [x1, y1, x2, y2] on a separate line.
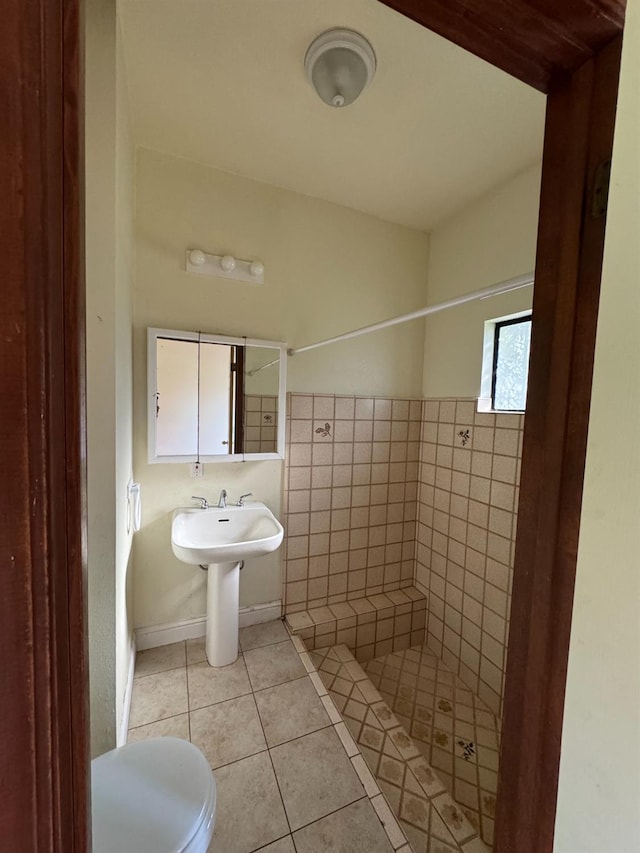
[171, 502, 283, 667]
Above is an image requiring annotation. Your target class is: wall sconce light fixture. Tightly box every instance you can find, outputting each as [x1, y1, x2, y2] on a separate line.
[186, 248, 265, 284]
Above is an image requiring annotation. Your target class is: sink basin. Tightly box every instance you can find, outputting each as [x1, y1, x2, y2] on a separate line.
[171, 501, 284, 566]
[171, 500, 284, 667]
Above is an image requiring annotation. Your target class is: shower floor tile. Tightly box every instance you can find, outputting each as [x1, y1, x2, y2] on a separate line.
[363, 645, 500, 848]
[311, 644, 493, 852]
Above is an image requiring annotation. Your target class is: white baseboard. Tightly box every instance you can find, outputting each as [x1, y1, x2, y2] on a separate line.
[135, 615, 207, 651]
[118, 636, 136, 747]
[239, 600, 282, 628]
[135, 600, 282, 651]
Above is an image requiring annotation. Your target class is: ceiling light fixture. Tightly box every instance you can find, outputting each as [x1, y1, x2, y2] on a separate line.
[304, 28, 376, 108]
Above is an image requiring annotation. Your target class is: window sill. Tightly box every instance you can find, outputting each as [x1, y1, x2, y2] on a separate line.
[477, 397, 525, 415]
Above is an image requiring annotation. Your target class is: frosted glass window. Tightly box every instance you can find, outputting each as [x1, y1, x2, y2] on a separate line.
[492, 316, 531, 411]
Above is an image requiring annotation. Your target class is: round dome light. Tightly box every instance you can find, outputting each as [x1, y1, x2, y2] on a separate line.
[305, 28, 376, 109]
[220, 255, 237, 273]
[249, 260, 265, 278]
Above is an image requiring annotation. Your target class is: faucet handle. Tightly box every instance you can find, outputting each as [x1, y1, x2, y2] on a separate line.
[191, 496, 209, 509]
[237, 492, 253, 506]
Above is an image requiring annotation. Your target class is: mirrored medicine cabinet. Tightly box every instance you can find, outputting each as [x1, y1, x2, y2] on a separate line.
[147, 328, 287, 463]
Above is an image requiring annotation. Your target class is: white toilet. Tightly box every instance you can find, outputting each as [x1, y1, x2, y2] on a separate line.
[92, 737, 216, 853]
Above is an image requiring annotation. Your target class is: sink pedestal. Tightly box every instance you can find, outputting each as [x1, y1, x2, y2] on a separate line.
[171, 501, 283, 665]
[205, 560, 241, 667]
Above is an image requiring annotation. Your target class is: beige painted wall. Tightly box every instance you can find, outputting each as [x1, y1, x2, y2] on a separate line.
[132, 148, 430, 630]
[114, 26, 135, 745]
[86, 0, 134, 756]
[422, 164, 541, 399]
[554, 5, 640, 849]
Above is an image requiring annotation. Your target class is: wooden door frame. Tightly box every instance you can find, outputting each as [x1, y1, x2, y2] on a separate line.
[379, 5, 625, 848]
[2, 0, 88, 849]
[0, 0, 625, 851]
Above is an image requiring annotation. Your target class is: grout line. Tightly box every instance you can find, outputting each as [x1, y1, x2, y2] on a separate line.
[287, 794, 368, 836]
[252, 673, 309, 698]
[266, 722, 334, 752]
[250, 833, 295, 852]
[333, 721, 359, 757]
[132, 660, 188, 681]
[248, 669, 316, 693]
[240, 637, 297, 653]
[246, 650, 294, 842]
[184, 643, 192, 742]
[188, 685, 253, 714]
[264, 740, 294, 838]
[350, 753, 380, 798]
[208, 745, 270, 774]
[370, 793, 408, 850]
[127, 708, 189, 734]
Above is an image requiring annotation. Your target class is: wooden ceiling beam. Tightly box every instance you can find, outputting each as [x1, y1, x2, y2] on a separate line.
[377, 0, 625, 92]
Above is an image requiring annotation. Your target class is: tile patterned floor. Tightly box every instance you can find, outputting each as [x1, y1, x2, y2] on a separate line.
[128, 621, 410, 853]
[362, 647, 500, 848]
[310, 645, 492, 853]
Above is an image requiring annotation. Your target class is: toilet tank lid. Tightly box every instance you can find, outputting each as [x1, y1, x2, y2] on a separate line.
[92, 737, 216, 853]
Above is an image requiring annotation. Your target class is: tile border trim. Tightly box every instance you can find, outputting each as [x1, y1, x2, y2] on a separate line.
[288, 632, 409, 851]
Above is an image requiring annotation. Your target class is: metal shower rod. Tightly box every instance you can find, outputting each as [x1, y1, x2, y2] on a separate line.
[287, 271, 534, 357]
[247, 357, 280, 377]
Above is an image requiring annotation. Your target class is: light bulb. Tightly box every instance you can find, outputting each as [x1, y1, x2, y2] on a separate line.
[249, 260, 265, 278]
[189, 249, 206, 266]
[220, 255, 236, 273]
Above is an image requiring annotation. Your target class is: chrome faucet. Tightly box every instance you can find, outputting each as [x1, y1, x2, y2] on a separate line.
[192, 496, 209, 509]
[217, 489, 228, 508]
[237, 492, 253, 506]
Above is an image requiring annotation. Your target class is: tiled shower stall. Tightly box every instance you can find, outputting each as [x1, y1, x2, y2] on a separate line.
[282, 393, 524, 849]
[283, 393, 422, 609]
[416, 399, 522, 718]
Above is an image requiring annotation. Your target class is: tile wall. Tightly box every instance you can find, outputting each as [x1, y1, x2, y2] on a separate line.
[416, 399, 523, 716]
[244, 394, 278, 453]
[283, 393, 422, 613]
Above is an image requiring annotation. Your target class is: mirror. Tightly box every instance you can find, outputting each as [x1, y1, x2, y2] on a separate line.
[148, 328, 286, 462]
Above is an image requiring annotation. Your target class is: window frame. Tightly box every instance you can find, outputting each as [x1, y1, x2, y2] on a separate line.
[478, 309, 532, 415]
[491, 313, 532, 413]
